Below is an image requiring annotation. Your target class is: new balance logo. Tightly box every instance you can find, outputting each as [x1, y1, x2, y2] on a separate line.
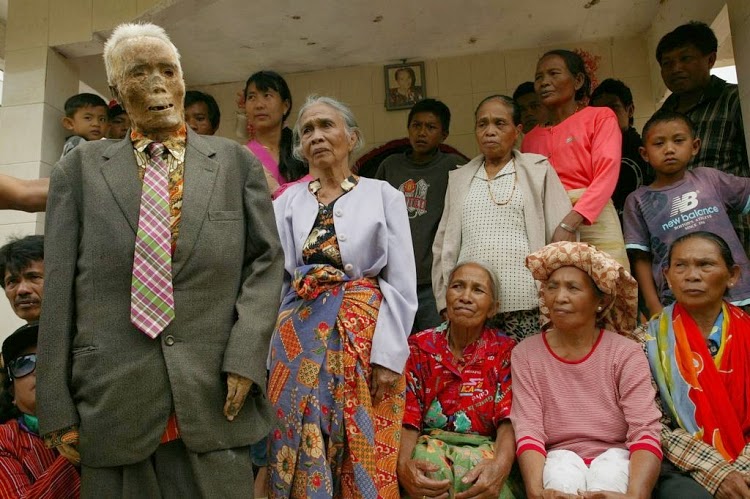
[670, 192, 698, 216]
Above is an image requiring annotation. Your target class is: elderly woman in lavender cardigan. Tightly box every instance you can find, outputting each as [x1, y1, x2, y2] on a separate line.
[267, 95, 417, 498]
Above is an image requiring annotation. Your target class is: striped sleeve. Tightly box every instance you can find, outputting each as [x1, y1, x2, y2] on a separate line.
[617, 342, 663, 460]
[0, 425, 80, 498]
[510, 343, 547, 458]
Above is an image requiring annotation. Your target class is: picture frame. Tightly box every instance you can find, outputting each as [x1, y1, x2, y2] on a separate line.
[384, 61, 426, 111]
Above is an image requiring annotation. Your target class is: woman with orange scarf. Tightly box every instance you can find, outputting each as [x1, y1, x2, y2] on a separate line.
[645, 231, 750, 498]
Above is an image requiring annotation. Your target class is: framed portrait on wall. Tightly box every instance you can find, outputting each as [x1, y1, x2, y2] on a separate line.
[384, 62, 425, 111]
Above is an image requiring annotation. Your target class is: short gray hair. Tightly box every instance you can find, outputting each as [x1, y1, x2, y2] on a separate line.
[449, 260, 501, 305]
[103, 22, 182, 89]
[292, 95, 365, 163]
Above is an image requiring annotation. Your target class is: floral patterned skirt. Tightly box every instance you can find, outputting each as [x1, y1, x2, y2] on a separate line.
[267, 264, 405, 498]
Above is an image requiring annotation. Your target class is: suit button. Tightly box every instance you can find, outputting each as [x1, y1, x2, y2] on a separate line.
[339, 234, 347, 241]
[165, 335, 175, 346]
[344, 263, 353, 272]
[334, 209, 343, 217]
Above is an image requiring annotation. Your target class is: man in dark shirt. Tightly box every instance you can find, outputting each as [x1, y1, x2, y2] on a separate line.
[375, 99, 464, 332]
[591, 78, 653, 220]
[656, 21, 749, 256]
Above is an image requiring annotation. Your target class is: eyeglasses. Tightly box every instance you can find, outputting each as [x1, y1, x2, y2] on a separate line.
[7, 354, 36, 380]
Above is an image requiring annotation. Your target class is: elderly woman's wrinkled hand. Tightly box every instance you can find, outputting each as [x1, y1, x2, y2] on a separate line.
[398, 459, 451, 499]
[370, 364, 400, 404]
[716, 471, 750, 499]
[454, 458, 508, 499]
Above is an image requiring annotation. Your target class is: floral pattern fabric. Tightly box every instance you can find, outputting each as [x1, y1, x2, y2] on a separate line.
[267, 265, 404, 498]
[403, 323, 514, 437]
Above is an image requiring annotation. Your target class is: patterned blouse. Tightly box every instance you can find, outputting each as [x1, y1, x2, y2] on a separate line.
[302, 176, 358, 267]
[403, 323, 514, 437]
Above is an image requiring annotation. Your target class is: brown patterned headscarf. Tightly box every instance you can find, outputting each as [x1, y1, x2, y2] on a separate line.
[525, 241, 638, 333]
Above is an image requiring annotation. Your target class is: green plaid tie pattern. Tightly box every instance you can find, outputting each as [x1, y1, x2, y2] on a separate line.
[130, 142, 175, 338]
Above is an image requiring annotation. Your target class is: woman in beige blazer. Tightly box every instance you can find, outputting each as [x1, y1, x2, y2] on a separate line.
[432, 95, 572, 341]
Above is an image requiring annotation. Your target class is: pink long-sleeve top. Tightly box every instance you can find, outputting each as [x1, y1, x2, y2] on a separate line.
[510, 330, 662, 463]
[521, 106, 622, 224]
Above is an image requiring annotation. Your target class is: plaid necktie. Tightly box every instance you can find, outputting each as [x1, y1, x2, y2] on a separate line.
[130, 142, 175, 338]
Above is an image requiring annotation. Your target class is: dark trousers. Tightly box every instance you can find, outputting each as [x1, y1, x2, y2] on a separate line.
[81, 440, 253, 499]
[413, 283, 443, 334]
[655, 461, 712, 498]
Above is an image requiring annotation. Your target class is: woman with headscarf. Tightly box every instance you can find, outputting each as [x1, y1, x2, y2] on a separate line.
[511, 242, 661, 497]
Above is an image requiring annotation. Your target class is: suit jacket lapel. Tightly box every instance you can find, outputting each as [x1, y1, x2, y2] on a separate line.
[100, 137, 142, 234]
[173, 129, 219, 278]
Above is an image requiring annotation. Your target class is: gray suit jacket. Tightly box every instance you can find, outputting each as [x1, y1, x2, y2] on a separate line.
[37, 129, 284, 467]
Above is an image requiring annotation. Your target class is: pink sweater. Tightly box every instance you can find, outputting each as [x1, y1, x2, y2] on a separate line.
[510, 330, 662, 463]
[521, 106, 621, 225]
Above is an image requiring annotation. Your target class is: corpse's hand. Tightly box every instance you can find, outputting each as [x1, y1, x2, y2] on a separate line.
[57, 443, 80, 467]
[224, 373, 254, 421]
[369, 364, 400, 404]
[455, 458, 508, 499]
[716, 471, 750, 499]
[397, 459, 450, 499]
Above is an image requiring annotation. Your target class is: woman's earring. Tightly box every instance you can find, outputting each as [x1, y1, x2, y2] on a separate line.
[596, 306, 603, 312]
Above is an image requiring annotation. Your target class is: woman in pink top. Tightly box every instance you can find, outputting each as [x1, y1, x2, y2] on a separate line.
[511, 242, 661, 497]
[522, 50, 628, 270]
[237, 71, 312, 198]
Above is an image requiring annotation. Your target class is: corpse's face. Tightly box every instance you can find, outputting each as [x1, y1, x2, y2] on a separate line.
[112, 37, 185, 137]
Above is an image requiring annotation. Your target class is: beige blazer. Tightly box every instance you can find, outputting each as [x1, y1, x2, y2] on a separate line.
[432, 150, 572, 311]
[37, 129, 284, 467]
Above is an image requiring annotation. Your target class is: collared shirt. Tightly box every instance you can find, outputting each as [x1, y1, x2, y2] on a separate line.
[403, 323, 514, 437]
[660, 76, 748, 178]
[131, 126, 187, 252]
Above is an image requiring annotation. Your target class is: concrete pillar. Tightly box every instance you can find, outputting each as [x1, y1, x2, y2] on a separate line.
[727, 0, 750, 163]
[0, 0, 80, 331]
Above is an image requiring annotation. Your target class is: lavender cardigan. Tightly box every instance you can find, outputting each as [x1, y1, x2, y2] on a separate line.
[273, 177, 417, 373]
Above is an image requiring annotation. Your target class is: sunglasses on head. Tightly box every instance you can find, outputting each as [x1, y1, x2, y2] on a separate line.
[7, 354, 36, 380]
